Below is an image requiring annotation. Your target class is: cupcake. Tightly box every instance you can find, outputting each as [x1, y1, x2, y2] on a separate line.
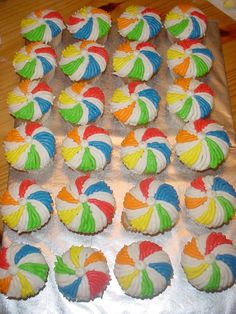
[0, 243, 49, 299]
[13, 42, 57, 83]
[59, 41, 108, 82]
[117, 6, 162, 42]
[7, 80, 54, 122]
[57, 82, 104, 125]
[175, 119, 230, 171]
[121, 127, 171, 174]
[123, 177, 180, 235]
[181, 232, 236, 292]
[166, 78, 214, 122]
[54, 245, 110, 301]
[3, 122, 56, 171]
[167, 39, 213, 78]
[165, 5, 207, 41]
[114, 241, 173, 299]
[110, 81, 160, 126]
[185, 175, 236, 228]
[113, 41, 161, 81]
[56, 174, 116, 234]
[61, 124, 112, 172]
[21, 9, 65, 47]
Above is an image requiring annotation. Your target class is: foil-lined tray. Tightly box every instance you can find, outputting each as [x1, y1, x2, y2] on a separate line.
[1, 22, 236, 314]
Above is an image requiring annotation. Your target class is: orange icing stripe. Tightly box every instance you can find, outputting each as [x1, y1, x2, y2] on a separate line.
[113, 101, 136, 123]
[80, 40, 93, 49]
[35, 10, 43, 18]
[185, 196, 208, 209]
[117, 42, 132, 53]
[67, 127, 81, 144]
[91, 8, 110, 18]
[71, 82, 86, 95]
[178, 4, 192, 12]
[176, 130, 198, 143]
[57, 187, 78, 204]
[5, 129, 25, 142]
[0, 276, 12, 294]
[19, 80, 30, 94]
[124, 192, 147, 209]
[117, 18, 138, 30]
[26, 42, 40, 54]
[84, 251, 106, 266]
[0, 191, 18, 205]
[173, 57, 190, 77]
[121, 130, 138, 147]
[175, 78, 192, 91]
[184, 238, 204, 260]
[116, 246, 135, 266]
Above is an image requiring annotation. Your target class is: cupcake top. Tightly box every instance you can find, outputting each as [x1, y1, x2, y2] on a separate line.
[121, 127, 171, 174]
[60, 41, 108, 81]
[0, 243, 49, 299]
[57, 82, 104, 125]
[67, 6, 111, 40]
[117, 6, 162, 42]
[181, 232, 236, 292]
[167, 39, 213, 78]
[123, 177, 180, 234]
[21, 9, 65, 43]
[54, 245, 110, 301]
[166, 78, 214, 122]
[185, 175, 236, 228]
[175, 119, 230, 171]
[62, 124, 112, 172]
[165, 5, 207, 40]
[3, 122, 56, 171]
[7, 80, 54, 121]
[0, 179, 53, 233]
[13, 42, 57, 80]
[114, 241, 173, 299]
[113, 41, 161, 81]
[110, 81, 160, 126]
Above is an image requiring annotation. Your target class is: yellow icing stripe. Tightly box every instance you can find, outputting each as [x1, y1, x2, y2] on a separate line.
[184, 263, 209, 280]
[61, 146, 81, 161]
[5, 144, 29, 164]
[123, 149, 144, 170]
[179, 141, 202, 167]
[21, 19, 37, 27]
[118, 269, 140, 290]
[113, 55, 134, 72]
[80, 7, 88, 17]
[165, 12, 183, 21]
[58, 206, 81, 225]
[70, 246, 84, 268]
[167, 49, 185, 60]
[17, 272, 34, 298]
[2, 205, 24, 229]
[126, 6, 138, 16]
[112, 89, 130, 103]
[62, 45, 81, 58]
[166, 92, 185, 105]
[13, 52, 31, 63]
[7, 93, 27, 105]
[195, 198, 216, 225]
[59, 91, 76, 105]
[130, 207, 153, 232]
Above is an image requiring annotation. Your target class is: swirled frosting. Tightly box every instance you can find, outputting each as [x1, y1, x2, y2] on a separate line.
[175, 119, 230, 171]
[54, 245, 110, 301]
[0, 243, 49, 299]
[67, 6, 111, 40]
[59, 41, 108, 81]
[113, 41, 161, 81]
[165, 4, 207, 40]
[117, 6, 162, 42]
[185, 175, 236, 228]
[62, 124, 112, 172]
[181, 232, 236, 292]
[21, 9, 65, 43]
[57, 82, 104, 125]
[166, 78, 214, 122]
[0, 179, 53, 233]
[3, 122, 56, 171]
[114, 241, 173, 299]
[121, 127, 171, 174]
[167, 39, 213, 78]
[110, 81, 160, 126]
[13, 42, 57, 80]
[7, 80, 54, 121]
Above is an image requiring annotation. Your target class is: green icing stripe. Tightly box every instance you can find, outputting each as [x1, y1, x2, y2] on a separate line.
[127, 20, 144, 41]
[145, 149, 157, 174]
[14, 101, 34, 120]
[18, 262, 48, 281]
[204, 261, 220, 291]
[205, 137, 224, 169]
[24, 24, 46, 41]
[59, 104, 83, 124]
[129, 58, 144, 80]
[141, 269, 154, 298]
[60, 57, 85, 76]
[79, 202, 95, 233]
[168, 18, 189, 37]
[26, 202, 41, 230]
[79, 147, 96, 171]
[97, 17, 110, 38]
[25, 144, 40, 170]
[217, 196, 235, 223]
[191, 55, 209, 77]
[18, 59, 37, 79]
[156, 203, 172, 232]
[177, 97, 192, 120]
[54, 256, 75, 275]
[138, 98, 149, 125]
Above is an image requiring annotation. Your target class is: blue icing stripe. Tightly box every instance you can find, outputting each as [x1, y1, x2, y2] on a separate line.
[45, 20, 61, 37]
[143, 16, 162, 38]
[59, 277, 82, 300]
[138, 89, 160, 109]
[14, 244, 40, 265]
[33, 132, 55, 158]
[34, 97, 52, 114]
[37, 56, 53, 74]
[216, 254, 236, 279]
[83, 100, 101, 122]
[28, 191, 53, 212]
[212, 177, 236, 197]
[141, 50, 161, 73]
[194, 95, 211, 117]
[74, 17, 93, 39]
[82, 55, 101, 80]
[206, 130, 231, 145]
[154, 183, 180, 210]
[84, 181, 111, 196]
[189, 16, 201, 39]
[192, 48, 213, 60]
[89, 141, 112, 161]
[147, 142, 171, 163]
[148, 262, 173, 282]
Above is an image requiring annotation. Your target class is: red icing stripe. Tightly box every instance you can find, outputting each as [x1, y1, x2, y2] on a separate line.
[191, 176, 206, 192]
[194, 119, 215, 132]
[35, 47, 57, 58]
[75, 175, 90, 194]
[88, 46, 109, 62]
[83, 125, 108, 139]
[89, 199, 114, 224]
[19, 179, 35, 198]
[191, 11, 207, 23]
[194, 83, 214, 96]
[177, 39, 201, 50]
[25, 122, 41, 136]
[128, 81, 141, 94]
[139, 177, 155, 198]
[43, 11, 64, 20]
[67, 16, 84, 25]
[205, 232, 232, 255]
[83, 87, 105, 103]
[142, 128, 166, 141]
[139, 241, 162, 261]
[32, 82, 52, 94]
[86, 270, 110, 299]
[141, 8, 160, 16]
[0, 247, 9, 270]
[136, 42, 155, 51]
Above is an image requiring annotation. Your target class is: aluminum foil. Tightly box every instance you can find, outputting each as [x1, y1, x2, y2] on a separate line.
[1, 22, 236, 314]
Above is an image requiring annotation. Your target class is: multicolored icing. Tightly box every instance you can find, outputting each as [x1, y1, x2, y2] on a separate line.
[61, 125, 112, 172]
[7, 80, 54, 121]
[166, 78, 214, 122]
[0, 179, 53, 233]
[110, 81, 160, 126]
[121, 128, 171, 174]
[114, 241, 173, 299]
[59, 41, 108, 81]
[175, 119, 230, 171]
[13, 42, 57, 80]
[113, 41, 161, 81]
[185, 176, 236, 228]
[54, 245, 110, 301]
[21, 9, 65, 43]
[117, 6, 162, 42]
[56, 175, 115, 234]
[57, 82, 104, 125]
[3, 122, 56, 171]
[0, 243, 49, 299]
[181, 232, 236, 292]
[165, 5, 207, 40]
[67, 6, 111, 40]
[167, 39, 213, 78]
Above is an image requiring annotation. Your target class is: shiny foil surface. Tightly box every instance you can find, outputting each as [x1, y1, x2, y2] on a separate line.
[1, 22, 236, 314]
